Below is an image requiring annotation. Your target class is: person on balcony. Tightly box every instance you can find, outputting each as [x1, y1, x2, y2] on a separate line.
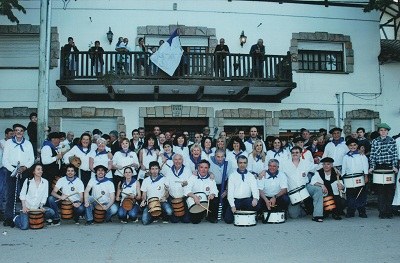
[135, 37, 149, 76]
[89, 41, 104, 76]
[115, 38, 131, 75]
[214, 38, 230, 78]
[63, 37, 79, 78]
[249, 39, 265, 78]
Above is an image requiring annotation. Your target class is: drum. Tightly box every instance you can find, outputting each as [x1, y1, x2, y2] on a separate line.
[323, 196, 336, 211]
[60, 200, 74, 220]
[94, 204, 106, 223]
[263, 211, 285, 224]
[70, 156, 82, 169]
[186, 192, 208, 214]
[343, 173, 365, 188]
[148, 197, 162, 217]
[171, 198, 185, 217]
[373, 170, 395, 185]
[288, 185, 310, 205]
[121, 197, 135, 211]
[28, 210, 45, 230]
[234, 211, 257, 227]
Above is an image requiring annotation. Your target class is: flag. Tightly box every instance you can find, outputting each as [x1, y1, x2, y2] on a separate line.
[150, 29, 183, 76]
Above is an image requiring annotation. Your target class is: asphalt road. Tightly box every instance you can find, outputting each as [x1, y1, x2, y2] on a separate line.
[1, 207, 400, 263]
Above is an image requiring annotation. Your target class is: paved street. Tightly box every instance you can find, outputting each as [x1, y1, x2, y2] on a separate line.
[1, 207, 400, 263]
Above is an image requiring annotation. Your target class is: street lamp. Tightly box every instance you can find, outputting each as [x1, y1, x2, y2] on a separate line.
[106, 27, 114, 44]
[240, 31, 247, 47]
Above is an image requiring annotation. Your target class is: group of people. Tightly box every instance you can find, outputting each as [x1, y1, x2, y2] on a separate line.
[62, 36, 267, 78]
[0, 119, 399, 230]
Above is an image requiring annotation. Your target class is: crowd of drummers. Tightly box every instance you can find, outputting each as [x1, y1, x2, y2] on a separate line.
[1, 118, 399, 229]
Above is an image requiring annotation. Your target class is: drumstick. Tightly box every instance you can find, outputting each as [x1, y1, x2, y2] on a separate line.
[199, 203, 211, 213]
[55, 191, 79, 203]
[356, 187, 363, 199]
[206, 198, 210, 217]
[92, 195, 107, 210]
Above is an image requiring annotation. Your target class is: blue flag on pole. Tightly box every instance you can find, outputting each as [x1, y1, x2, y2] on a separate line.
[150, 29, 183, 76]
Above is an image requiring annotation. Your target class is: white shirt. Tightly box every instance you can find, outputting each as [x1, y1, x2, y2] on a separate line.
[89, 150, 112, 179]
[184, 174, 219, 197]
[2, 137, 34, 172]
[258, 171, 288, 197]
[209, 158, 234, 185]
[281, 159, 314, 191]
[185, 157, 202, 173]
[112, 150, 139, 177]
[266, 149, 290, 165]
[158, 153, 174, 176]
[119, 179, 139, 201]
[138, 148, 158, 180]
[87, 177, 115, 204]
[165, 165, 193, 198]
[227, 170, 259, 207]
[55, 176, 84, 203]
[20, 177, 48, 209]
[40, 144, 59, 165]
[63, 145, 94, 171]
[173, 146, 190, 161]
[342, 153, 369, 175]
[141, 175, 167, 201]
[247, 154, 267, 175]
[226, 150, 247, 169]
[323, 141, 348, 166]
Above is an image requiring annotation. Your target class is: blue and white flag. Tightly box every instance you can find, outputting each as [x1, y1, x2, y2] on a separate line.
[150, 29, 183, 76]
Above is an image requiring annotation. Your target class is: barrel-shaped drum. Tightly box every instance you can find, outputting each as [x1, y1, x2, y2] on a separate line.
[94, 204, 106, 223]
[61, 200, 74, 219]
[171, 198, 185, 217]
[122, 197, 135, 211]
[29, 210, 45, 230]
[148, 197, 162, 217]
[323, 196, 336, 211]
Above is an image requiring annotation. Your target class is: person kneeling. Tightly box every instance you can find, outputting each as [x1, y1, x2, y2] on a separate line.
[116, 167, 141, 223]
[84, 165, 118, 225]
[140, 161, 172, 225]
[14, 164, 57, 230]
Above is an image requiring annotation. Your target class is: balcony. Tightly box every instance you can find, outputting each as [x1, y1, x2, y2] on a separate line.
[56, 50, 296, 102]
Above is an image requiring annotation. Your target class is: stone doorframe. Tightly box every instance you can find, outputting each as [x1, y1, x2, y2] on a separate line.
[343, 109, 380, 135]
[0, 107, 125, 132]
[139, 105, 214, 129]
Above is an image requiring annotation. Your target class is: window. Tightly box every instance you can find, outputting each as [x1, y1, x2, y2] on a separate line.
[297, 41, 345, 73]
[0, 35, 39, 68]
[298, 50, 343, 72]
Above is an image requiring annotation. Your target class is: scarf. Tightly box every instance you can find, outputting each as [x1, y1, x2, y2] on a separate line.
[246, 138, 254, 145]
[120, 149, 131, 157]
[95, 149, 108, 157]
[43, 140, 57, 152]
[190, 154, 201, 170]
[272, 148, 283, 158]
[266, 170, 278, 179]
[150, 173, 163, 183]
[197, 173, 210, 180]
[301, 149, 308, 160]
[67, 176, 77, 184]
[77, 144, 91, 155]
[332, 137, 344, 146]
[203, 148, 213, 155]
[146, 147, 154, 156]
[210, 156, 225, 168]
[346, 150, 359, 157]
[171, 165, 185, 178]
[237, 169, 248, 181]
[122, 178, 136, 188]
[255, 154, 262, 162]
[96, 177, 109, 185]
[233, 151, 244, 159]
[12, 136, 25, 152]
[163, 152, 174, 160]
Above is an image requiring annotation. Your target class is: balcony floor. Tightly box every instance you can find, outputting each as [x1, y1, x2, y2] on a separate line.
[56, 78, 296, 102]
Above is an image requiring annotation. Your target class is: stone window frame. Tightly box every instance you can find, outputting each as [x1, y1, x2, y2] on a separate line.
[0, 107, 125, 132]
[215, 108, 274, 138]
[0, 24, 60, 69]
[139, 106, 214, 129]
[343, 109, 380, 135]
[274, 108, 336, 135]
[290, 32, 354, 74]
